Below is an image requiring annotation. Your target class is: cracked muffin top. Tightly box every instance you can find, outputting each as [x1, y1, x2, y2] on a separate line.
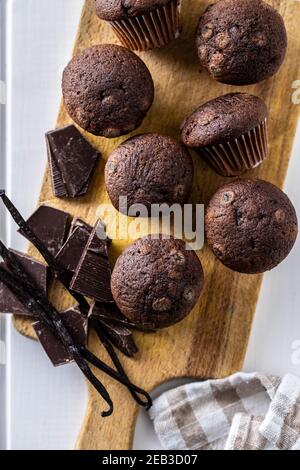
[105, 133, 194, 213]
[95, 0, 172, 21]
[62, 44, 154, 138]
[181, 93, 267, 148]
[111, 236, 204, 329]
[205, 179, 298, 274]
[196, 0, 287, 85]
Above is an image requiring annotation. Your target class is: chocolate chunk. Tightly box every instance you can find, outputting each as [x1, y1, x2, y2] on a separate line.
[33, 305, 88, 367]
[56, 223, 92, 274]
[69, 218, 112, 248]
[0, 250, 49, 315]
[20, 205, 71, 256]
[46, 136, 67, 198]
[70, 221, 113, 303]
[90, 302, 138, 357]
[46, 125, 100, 198]
[70, 218, 93, 236]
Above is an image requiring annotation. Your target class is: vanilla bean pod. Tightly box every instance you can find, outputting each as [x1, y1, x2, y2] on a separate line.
[0, 191, 151, 409]
[80, 347, 151, 407]
[92, 311, 156, 332]
[92, 320, 152, 408]
[0, 265, 113, 417]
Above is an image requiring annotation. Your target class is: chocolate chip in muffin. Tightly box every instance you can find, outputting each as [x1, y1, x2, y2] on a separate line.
[111, 236, 204, 329]
[205, 179, 298, 274]
[196, 0, 287, 85]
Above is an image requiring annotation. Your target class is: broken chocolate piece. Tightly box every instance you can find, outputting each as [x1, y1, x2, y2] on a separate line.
[0, 250, 49, 315]
[46, 125, 100, 198]
[33, 305, 88, 367]
[56, 223, 92, 274]
[46, 136, 67, 198]
[70, 218, 93, 236]
[20, 205, 70, 256]
[70, 221, 113, 303]
[90, 302, 138, 357]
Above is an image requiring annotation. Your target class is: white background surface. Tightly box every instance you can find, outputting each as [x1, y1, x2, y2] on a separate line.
[1, 0, 300, 450]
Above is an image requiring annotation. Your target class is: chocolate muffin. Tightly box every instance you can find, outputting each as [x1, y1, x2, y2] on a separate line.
[62, 44, 154, 137]
[105, 133, 194, 213]
[196, 0, 287, 86]
[96, 0, 174, 19]
[111, 236, 204, 329]
[181, 93, 268, 177]
[205, 179, 298, 274]
[95, 1, 182, 51]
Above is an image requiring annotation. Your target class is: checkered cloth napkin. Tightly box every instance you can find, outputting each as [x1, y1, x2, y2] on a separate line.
[149, 373, 300, 450]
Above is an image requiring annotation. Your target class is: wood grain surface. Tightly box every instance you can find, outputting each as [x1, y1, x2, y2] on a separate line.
[13, 0, 300, 450]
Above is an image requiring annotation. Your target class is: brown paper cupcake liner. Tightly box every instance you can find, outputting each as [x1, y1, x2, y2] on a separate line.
[110, 0, 182, 51]
[199, 118, 269, 177]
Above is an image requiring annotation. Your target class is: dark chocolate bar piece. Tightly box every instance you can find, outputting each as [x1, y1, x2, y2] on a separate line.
[46, 125, 100, 198]
[46, 136, 68, 198]
[70, 218, 93, 236]
[90, 302, 138, 357]
[20, 205, 70, 256]
[33, 305, 88, 367]
[0, 250, 49, 315]
[56, 223, 92, 274]
[70, 221, 113, 303]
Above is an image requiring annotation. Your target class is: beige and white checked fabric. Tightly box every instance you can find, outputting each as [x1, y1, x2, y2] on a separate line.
[225, 415, 276, 450]
[259, 374, 300, 450]
[149, 373, 300, 451]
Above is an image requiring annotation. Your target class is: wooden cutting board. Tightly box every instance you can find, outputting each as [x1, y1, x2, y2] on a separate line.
[13, 0, 300, 450]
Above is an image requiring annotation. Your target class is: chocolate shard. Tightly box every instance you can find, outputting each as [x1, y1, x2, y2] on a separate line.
[89, 302, 138, 357]
[70, 220, 113, 303]
[33, 305, 88, 367]
[70, 218, 93, 236]
[46, 136, 67, 198]
[0, 250, 49, 315]
[56, 222, 92, 274]
[20, 205, 71, 256]
[46, 125, 100, 198]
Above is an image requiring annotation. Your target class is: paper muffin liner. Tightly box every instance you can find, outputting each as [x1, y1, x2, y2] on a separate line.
[198, 118, 269, 177]
[109, 0, 182, 51]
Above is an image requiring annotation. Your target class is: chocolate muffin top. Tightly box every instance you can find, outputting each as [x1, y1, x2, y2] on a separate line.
[95, 0, 171, 21]
[111, 236, 204, 329]
[196, 0, 287, 86]
[62, 44, 154, 137]
[181, 93, 267, 148]
[105, 133, 194, 213]
[205, 179, 298, 274]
